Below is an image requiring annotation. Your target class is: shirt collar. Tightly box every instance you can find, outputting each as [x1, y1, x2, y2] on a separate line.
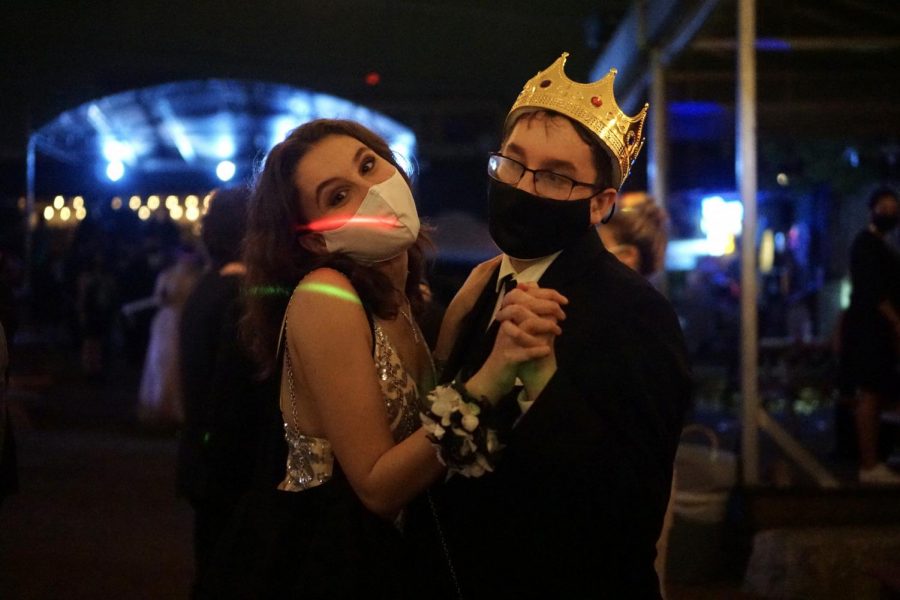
[495, 251, 563, 292]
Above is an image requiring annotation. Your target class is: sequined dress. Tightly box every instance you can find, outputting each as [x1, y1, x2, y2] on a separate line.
[201, 313, 431, 599]
[280, 322, 424, 492]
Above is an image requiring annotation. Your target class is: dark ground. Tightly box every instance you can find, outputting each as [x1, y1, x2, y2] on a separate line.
[0, 328, 759, 599]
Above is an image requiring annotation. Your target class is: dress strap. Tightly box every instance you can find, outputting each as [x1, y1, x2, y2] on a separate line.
[277, 280, 377, 427]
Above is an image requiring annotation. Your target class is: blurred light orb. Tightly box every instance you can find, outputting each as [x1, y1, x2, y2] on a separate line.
[186, 206, 200, 221]
[111, 197, 123, 210]
[128, 196, 141, 210]
[776, 172, 789, 186]
[60, 207, 71, 221]
[106, 160, 125, 182]
[216, 160, 236, 182]
[75, 207, 87, 220]
[43, 206, 54, 221]
[138, 206, 151, 220]
[147, 196, 161, 210]
[185, 195, 199, 208]
[73, 196, 85, 209]
[53, 196, 65, 210]
[170, 205, 184, 220]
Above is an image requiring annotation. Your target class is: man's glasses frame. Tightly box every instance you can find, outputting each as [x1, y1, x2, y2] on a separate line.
[487, 152, 604, 200]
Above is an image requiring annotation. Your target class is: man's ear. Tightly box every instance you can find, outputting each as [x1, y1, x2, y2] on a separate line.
[589, 188, 618, 225]
[297, 233, 326, 254]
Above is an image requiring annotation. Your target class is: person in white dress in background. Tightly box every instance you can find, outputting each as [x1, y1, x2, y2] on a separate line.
[138, 246, 201, 426]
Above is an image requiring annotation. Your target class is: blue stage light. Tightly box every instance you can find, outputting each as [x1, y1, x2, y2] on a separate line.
[216, 160, 236, 181]
[106, 160, 125, 181]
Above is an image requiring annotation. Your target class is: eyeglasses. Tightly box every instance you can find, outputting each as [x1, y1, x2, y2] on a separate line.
[487, 153, 602, 200]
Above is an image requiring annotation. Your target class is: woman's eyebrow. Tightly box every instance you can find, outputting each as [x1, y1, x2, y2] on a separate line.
[314, 146, 369, 204]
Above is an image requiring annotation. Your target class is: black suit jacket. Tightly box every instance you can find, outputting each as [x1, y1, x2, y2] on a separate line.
[424, 229, 691, 599]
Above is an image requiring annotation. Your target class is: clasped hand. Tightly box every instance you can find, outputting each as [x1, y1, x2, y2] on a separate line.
[468, 282, 568, 403]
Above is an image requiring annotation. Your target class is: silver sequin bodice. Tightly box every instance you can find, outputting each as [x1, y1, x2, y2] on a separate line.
[280, 322, 423, 492]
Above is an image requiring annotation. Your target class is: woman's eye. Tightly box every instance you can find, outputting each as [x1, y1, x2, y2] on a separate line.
[329, 190, 348, 206]
[361, 156, 376, 173]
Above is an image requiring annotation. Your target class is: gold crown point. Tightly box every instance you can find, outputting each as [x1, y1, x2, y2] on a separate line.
[506, 54, 649, 189]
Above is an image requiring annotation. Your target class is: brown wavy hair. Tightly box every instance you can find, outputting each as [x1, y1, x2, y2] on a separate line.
[240, 119, 429, 377]
[603, 192, 668, 276]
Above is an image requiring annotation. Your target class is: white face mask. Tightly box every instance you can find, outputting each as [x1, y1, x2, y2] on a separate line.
[319, 170, 420, 264]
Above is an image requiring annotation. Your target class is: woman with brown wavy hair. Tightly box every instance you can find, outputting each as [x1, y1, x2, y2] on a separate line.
[203, 119, 561, 598]
[597, 191, 669, 277]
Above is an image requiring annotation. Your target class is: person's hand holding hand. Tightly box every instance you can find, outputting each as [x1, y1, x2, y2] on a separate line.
[465, 283, 567, 403]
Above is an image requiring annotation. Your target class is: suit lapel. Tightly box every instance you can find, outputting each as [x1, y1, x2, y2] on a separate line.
[443, 230, 604, 384]
[441, 263, 502, 384]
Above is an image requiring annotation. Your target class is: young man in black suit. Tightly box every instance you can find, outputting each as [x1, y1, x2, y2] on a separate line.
[421, 54, 691, 598]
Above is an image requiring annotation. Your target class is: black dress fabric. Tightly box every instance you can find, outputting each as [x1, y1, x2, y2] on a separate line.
[177, 270, 285, 585]
[840, 230, 900, 396]
[198, 290, 427, 599]
[200, 466, 419, 599]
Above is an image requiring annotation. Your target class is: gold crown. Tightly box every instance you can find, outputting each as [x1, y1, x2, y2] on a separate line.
[507, 53, 649, 189]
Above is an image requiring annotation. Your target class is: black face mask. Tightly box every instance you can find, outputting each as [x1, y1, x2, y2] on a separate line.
[487, 179, 593, 260]
[873, 213, 899, 233]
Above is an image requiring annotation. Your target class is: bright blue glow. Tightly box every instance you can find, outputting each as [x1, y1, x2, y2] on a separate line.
[106, 160, 125, 181]
[270, 116, 301, 149]
[390, 132, 418, 179]
[36, 80, 417, 181]
[102, 139, 134, 162]
[213, 136, 236, 159]
[666, 239, 719, 271]
[700, 195, 743, 256]
[216, 160, 236, 181]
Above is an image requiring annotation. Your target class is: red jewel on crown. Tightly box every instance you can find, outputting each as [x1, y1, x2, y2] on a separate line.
[590, 96, 603, 107]
[540, 80, 552, 88]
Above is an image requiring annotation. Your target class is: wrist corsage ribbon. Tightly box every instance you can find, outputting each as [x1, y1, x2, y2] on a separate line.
[420, 380, 504, 478]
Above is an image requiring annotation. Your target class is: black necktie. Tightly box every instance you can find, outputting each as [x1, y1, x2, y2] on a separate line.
[502, 273, 518, 295]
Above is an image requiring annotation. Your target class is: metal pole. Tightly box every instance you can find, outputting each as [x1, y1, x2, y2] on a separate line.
[737, 0, 759, 485]
[648, 49, 670, 294]
[25, 134, 36, 295]
[648, 49, 668, 214]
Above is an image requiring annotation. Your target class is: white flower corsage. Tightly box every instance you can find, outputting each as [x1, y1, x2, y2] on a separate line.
[420, 380, 504, 478]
